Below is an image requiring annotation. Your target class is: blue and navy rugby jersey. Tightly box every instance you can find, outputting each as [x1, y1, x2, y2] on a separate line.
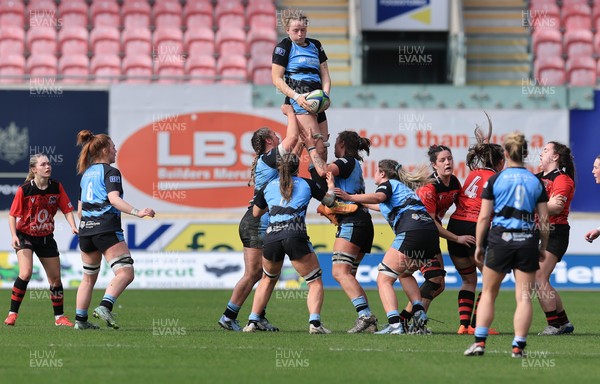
[482, 167, 548, 231]
[79, 163, 123, 236]
[376, 179, 437, 234]
[253, 176, 326, 243]
[333, 157, 371, 225]
[272, 37, 328, 93]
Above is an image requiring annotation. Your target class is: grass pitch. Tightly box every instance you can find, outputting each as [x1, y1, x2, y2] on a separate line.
[1, 289, 599, 383]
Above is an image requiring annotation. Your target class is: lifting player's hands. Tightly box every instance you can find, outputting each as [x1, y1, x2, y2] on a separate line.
[281, 104, 294, 116]
[326, 172, 335, 190]
[455, 235, 476, 247]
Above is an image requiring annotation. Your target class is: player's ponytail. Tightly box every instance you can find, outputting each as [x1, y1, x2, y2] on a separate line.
[338, 130, 371, 162]
[378, 159, 432, 191]
[248, 127, 271, 186]
[504, 131, 527, 164]
[278, 153, 299, 202]
[550, 141, 576, 184]
[76, 130, 112, 174]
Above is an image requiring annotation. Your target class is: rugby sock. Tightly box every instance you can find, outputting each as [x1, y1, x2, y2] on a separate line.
[9, 277, 29, 313]
[399, 309, 412, 328]
[544, 310, 561, 327]
[512, 336, 527, 350]
[100, 294, 116, 311]
[351, 296, 371, 317]
[411, 301, 425, 314]
[309, 313, 321, 328]
[248, 312, 261, 325]
[557, 310, 570, 326]
[50, 284, 64, 316]
[474, 326, 488, 343]
[458, 290, 475, 327]
[470, 292, 482, 328]
[75, 309, 88, 322]
[260, 307, 267, 319]
[223, 301, 241, 320]
[386, 310, 400, 324]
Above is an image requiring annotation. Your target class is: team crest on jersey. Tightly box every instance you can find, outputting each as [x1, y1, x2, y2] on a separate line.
[30, 197, 35, 204]
[275, 47, 286, 56]
[49, 196, 58, 205]
[0, 122, 29, 165]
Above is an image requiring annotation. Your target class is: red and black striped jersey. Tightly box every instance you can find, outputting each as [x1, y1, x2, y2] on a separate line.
[417, 173, 461, 223]
[536, 169, 574, 225]
[9, 179, 74, 237]
[451, 168, 496, 223]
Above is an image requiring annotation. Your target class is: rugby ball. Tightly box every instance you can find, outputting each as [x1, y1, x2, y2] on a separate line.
[305, 90, 330, 114]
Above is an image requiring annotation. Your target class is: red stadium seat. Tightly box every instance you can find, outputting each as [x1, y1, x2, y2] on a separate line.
[532, 29, 562, 58]
[27, 26, 57, 56]
[122, 54, 153, 83]
[122, 28, 152, 56]
[27, 54, 58, 77]
[534, 56, 566, 86]
[154, 1, 183, 30]
[122, 1, 152, 30]
[155, 59, 185, 84]
[562, 0, 590, 6]
[28, 0, 58, 28]
[593, 4, 600, 33]
[0, 1, 25, 28]
[28, 0, 57, 12]
[153, 28, 184, 60]
[90, 1, 121, 28]
[0, 54, 25, 83]
[58, 1, 88, 29]
[90, 27, 121, 56]
[564, 29, 593, 59]
[562, 3, 592, 31]
[567, 56, 596, 86]
[247, 1, 276, 30]
[215, 1, 245, 31]
[184, 27, 215, 58]
[248, 56, 272, 85]
[594, 33, 600, 56]
[528, 3, 560, 31]
[0, 26, 24, 57]
[183, 0, 213, 29]
[59, 54, 89, 84]
[217, 54, 247, 84]
[186, 54, 217, 84]
[91, 54, 121, 83]
[58, 26, 88, 56]
[216, 28, 246, 57]
[247, 27, 276, 57]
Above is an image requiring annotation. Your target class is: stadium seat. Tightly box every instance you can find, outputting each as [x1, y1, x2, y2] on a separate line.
[217, 54, 247, 84]
[0, 26, 24, 57]
[562, 3, 592, 31]
[216, 28, 246, 57]
[529, 0, 557, 5]
[153, 28, 184, 60]
[215, 0, 245, 31]
[154, 1, 183, 30]
[184, 0, 213, 29]
[122, 54, 153, 83]
[59, 54, 89, 84]
[91, 54, 121, 83]
[594, 33, 600, 57]
[58, 1, 89, 29]
[0, 1, 25, 28]
[0, 54, 25, 83]
[90, 1, 121, 29]
[28, 0, 57, 10]
[248, 56, 272, 85]
[247, 27, 276, 57]
[593, 4, 600, 33]
[186, 54, 216, 84]
[528, 3, 560, 31]
[184, 27, 215, 58]
[247, 1, 276, 30]
[122, 1, 152, 30]
[28, 0, 58, 28]
[122, 28, 152, 56]
[58, 26, 88, 56]
[532, 28, 562, 58]
[564, 29, 593, 59]
[27, 54, 58, 77]
[27, 26, 57, 56]
[567, 56, 596, 86]
[534, 56, 566, 86]
[90, 27, 121, 56]
[562, 0, 590, 6]
[155, 59, 185, 84]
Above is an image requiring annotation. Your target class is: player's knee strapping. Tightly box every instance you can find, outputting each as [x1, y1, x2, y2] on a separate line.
[110, 254, 134, 273]
[378, 262, 400, 279]
[351, 260, 360, 275]
[420, 280, 442, 300]
[332, 251, 356, 266]
[457, 264, 476, 277]
[263, 268, 280, 280]
[82, 262, 101, 275]
[303, 268, 322, 284]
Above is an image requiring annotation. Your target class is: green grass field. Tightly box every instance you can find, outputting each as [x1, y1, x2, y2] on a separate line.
[1, 289, 599, 383]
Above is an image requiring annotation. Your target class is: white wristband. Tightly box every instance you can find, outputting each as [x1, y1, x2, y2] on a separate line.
[130, 208, 139, 216]
[292, 92, 299, 101]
